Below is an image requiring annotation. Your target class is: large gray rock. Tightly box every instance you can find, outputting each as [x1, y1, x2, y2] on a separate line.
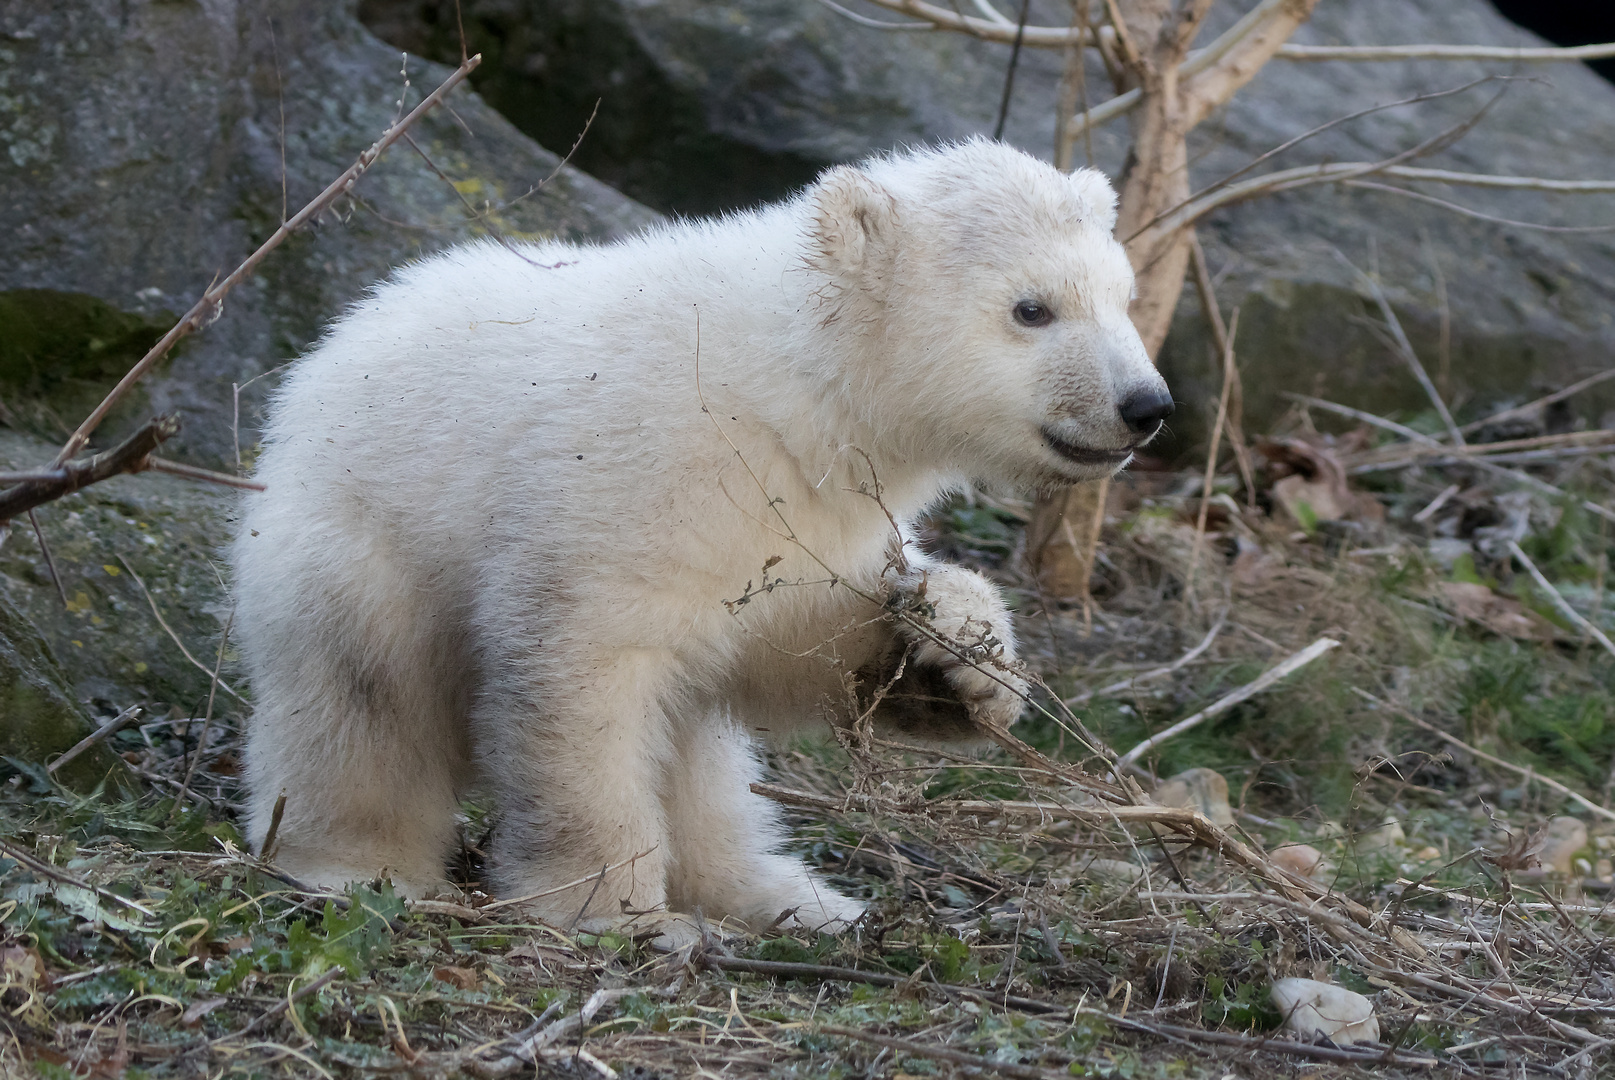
[360, 0, 1615, 448]
[0, 0, 658, 760]
[0, 0, 657, 464]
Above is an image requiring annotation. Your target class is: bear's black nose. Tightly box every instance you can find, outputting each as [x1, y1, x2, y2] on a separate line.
[1118, 388, 1175, 435]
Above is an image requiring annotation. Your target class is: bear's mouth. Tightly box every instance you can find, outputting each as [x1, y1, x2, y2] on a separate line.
[1040, 426, 1134, 468]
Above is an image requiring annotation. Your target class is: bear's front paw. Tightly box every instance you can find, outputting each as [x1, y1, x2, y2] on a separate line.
[860, 564, 1028, 742]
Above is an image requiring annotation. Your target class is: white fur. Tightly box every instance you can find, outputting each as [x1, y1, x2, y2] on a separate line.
[232, 139, 1165, 933]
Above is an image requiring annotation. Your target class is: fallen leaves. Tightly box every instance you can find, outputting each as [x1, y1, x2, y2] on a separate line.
[1436, 581, 1557, 641]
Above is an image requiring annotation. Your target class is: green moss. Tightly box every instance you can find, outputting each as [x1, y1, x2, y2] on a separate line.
[0, 593, 112, 789]
[0, 289, 172, 437]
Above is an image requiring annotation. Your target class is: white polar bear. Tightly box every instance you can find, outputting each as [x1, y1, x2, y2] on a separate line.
[232, 138, 1170, 937]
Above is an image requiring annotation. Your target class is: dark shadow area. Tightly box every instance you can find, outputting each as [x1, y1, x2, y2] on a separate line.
[1491, 0, 1615, 83]
[358, 0, 827, 215]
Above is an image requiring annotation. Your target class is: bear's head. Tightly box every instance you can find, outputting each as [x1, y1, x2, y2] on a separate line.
[808, 138, 1172, 490]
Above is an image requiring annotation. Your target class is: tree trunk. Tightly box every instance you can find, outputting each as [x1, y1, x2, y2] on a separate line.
[1025, 0, 1317, 602]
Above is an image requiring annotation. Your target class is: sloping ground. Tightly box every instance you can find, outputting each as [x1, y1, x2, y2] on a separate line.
[1, 402, 1611, 1077]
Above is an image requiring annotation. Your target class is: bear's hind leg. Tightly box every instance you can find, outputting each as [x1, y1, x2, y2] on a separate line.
[245, 667, 470, 898]
[240, 580, 473, 899]
[664, 713, 864, 933]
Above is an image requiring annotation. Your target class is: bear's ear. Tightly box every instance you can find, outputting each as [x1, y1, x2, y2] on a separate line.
[810, 165, 899, 298]
[1068, 167, 1119, 234]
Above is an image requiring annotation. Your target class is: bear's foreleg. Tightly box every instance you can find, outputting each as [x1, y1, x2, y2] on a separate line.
[862, 560, 1029, 743]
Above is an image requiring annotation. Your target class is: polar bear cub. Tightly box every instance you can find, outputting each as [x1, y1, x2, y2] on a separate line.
[233, 138, 1170, 936]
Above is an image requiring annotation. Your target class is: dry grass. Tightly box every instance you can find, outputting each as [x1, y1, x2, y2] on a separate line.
[3, 394, 1613, 1079]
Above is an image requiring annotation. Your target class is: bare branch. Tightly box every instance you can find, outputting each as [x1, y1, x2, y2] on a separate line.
[1066, 0, 1311, 139]
[812, 0, 933, 30]
[1133, 161, 1615, 246]
[1276, 41, 1615, 62]
[1461, 367, 1615, 434]
[1115, 637, 1340, 771]
[0, 416, 178, 522]
[1344, 179, 1615, 234]
[857, 0, 1096, 45]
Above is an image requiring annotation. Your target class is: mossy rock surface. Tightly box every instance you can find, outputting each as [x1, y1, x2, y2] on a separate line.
[0, 429, 239, 785]
[0, 0, 659, 463]
[0, 590, 114, 790]
[0, 289, 173, 440]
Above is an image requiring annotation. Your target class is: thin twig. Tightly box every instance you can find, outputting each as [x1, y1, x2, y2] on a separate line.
[47, 705, 142, 775]
[1508, 540, 1615, 661]
[1333, 250, 1463, 443]
[1104, 1015, 1440, 1068]
[146, 457, 267, 492]
[1286, 393, 1615, 525]
[709, 956, 1061, 1015]
[116, 554, 247, 704]
[819, 1025, 1067, 1079]
[1066, 610, 1228, 707]
[0, 837, 157, 919]
[211, 967, 342, 1044]
[1116, 638, 1340, 771]
[1461, 368, 1615, 435]
[260, 792, 287, 862]
[1345, 178, 1615, 235]
[1186, 307, 1239, 589]
[1188, 235, 1255, 505]
[481, 847, 658, 912]
[991, 0, 1032, 140]
[1275, 41, 1615, 62]
[171, 606, 235, 820]
[27, 509, 68, 609]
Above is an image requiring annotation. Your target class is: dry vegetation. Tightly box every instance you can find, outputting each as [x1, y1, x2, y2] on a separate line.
[3, 4, 1615, 1079]
[3, 394, 1614, 1078]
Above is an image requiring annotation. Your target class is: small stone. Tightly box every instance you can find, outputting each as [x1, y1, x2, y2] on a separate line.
[1539, 817, 1589, 876]
[1356, 820, 1405, 852]
[1271, 843, 1326, 878]
[1084, 858, 1145, 882]
[1270, 978, 1379, 1046]
[1413, 846, 1441, 862]
[1595, 858, 1612, 882]
[1152, 767, 1234, 827]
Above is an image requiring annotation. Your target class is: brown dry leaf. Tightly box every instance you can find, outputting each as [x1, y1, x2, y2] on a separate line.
[1486, 825, 1547, 873]
[1436, 582, 1557, 642]
[433, 965, 478, 991]
[1259, 437, 1385, 526]
[181, 997, 228, 1026]
[0, 944, 47, 991]
[1151, 767, 1234, 827]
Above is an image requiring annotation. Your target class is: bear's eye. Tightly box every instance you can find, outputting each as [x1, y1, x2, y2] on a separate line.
[1013, 300, 1053, 327]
